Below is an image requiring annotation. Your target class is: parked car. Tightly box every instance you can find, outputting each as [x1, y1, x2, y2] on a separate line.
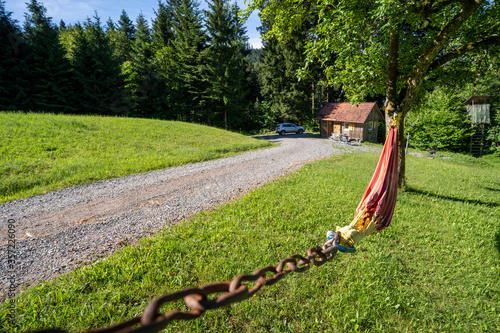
[275, 123, 305, 135]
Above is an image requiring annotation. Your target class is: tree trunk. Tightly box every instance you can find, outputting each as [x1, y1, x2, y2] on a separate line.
[224, 110, 227, 130]
[384, 26, 399, 128]
[396, 114, 406, 189]
[312, 81, 315, 114]
[384, 26, 405, 188]
[319, 84, 323, 108]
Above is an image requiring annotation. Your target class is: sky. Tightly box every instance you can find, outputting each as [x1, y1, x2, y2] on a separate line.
[5, 0, 263, 48]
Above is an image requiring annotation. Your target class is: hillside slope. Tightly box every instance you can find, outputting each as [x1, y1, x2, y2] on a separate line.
[0, 112, 272, 203]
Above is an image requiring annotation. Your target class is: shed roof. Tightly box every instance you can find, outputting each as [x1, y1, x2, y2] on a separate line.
[315, 102, 383, 124]
[464, 95, 493, 105]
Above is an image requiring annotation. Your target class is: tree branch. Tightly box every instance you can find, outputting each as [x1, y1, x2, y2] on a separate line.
[429, 34, 500, 70]
[400, 0, 483, 115]
[416, 0, 461, 19]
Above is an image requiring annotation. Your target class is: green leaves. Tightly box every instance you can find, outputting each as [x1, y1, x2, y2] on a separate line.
[405, 87, 472, 151]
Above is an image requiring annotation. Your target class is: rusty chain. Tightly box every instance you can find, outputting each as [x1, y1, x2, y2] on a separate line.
[33, 232, 344, 333]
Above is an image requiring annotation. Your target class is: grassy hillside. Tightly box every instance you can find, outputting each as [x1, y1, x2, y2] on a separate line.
[0, 112, 272, 204]
[2, 151, 498, 332]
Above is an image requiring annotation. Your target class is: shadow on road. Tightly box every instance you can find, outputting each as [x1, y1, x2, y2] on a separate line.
[251, 133, 321, 141]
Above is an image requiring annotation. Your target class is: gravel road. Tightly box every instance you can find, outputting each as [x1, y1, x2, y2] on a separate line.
[0, 134, 380, 299]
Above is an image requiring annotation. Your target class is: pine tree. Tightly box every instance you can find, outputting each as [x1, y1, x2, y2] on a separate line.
[149, 0, 178, 119]
[22, 0, 75, 112]
[71, 13, 125, 115]
[152, 0, 175, 47]
[131, 14, 153, 80]
[129, 13, 162, 116]
[203, 0, 250, 129]
[0, 0, 28, 110]
[105, 18, 126, 63]
[58, 23, 83, 61]
[117, 9, 136, 62]
[169, 0, 207, 121]
[259, 20, 313, 124]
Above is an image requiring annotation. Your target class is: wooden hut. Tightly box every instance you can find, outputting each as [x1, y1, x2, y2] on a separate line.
[315, 102, 384, 143]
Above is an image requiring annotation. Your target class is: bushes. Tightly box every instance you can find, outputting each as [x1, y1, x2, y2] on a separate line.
[405, 87, 472, 152]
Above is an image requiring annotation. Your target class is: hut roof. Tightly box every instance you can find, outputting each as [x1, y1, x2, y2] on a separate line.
[464, 95, 493, 105]
[315, 102, 383, 124]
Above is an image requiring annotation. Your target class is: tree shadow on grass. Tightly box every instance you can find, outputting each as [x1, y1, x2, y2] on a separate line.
[405, 186, 499, 208]
[495, 229, 500, 255]
[406, 186, 500, 255]
[483, 186, 500, 192]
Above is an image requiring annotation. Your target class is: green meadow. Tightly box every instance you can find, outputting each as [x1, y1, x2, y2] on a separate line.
[0, 112, 272, 204]
[2, 150, 498, 332]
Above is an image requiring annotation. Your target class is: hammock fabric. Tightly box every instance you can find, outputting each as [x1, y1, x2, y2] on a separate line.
[336, 125, 399, 248]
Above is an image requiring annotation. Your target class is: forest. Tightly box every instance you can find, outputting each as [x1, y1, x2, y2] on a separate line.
[0, 0, 329, 132]
[1, 0, 499, 154]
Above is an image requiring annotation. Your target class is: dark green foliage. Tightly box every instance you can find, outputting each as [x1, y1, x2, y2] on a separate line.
[116, 9, 135, 62]
[377, 121, 386, 144]
[152, 0, 175, 47]
[481, 69, 500, 154]
[105, 18, 123, 61]
[22, 0, 75, 113]
[0, 1, 28, 110]
[248, 48, 262, 64]
[259, 23, 313, 125]
[1, 0, 321, 132]
[168, 0, 208, 122]
[128, 13, 164, 116]
[71, 14, 125, 115]
[130, 14, 153, 83]
[488, 96, 500, 154]
[254, 99, 279, 130]
[405, 87, 472, 152]
[203, 0, 251, 129]
[243, 63, 264, 131]
[118, 9, 135, 40]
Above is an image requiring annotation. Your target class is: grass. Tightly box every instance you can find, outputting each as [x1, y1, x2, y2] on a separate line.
[2, 150, 499, 332]
[0, 112, 273, 204]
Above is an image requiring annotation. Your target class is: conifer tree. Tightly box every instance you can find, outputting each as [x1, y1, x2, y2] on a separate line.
[152, 0, 175, 47]
[105, 18, 123, 61]
[71, 13, 125, 115]
[22, 0, 75, 112]
[169, 0, 207, 121]
[149, 0, 179, 119]
[128, 13, 162, 116]
[131, 14, 153, 80]
[259, 19, 312, 124]
[203, 0, 250, 129]
[117, 9, 136, 62]
[0, 0, 28, 110]
[58, 22, 83, 61]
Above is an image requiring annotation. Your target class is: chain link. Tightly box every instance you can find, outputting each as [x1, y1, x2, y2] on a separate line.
[33, 232, 342, 333]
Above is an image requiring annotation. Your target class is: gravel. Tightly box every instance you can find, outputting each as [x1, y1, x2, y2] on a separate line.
[0, 134, 380, 299]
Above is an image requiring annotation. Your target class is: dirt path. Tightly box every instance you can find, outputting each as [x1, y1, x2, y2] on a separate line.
[0, 134, 378, 299]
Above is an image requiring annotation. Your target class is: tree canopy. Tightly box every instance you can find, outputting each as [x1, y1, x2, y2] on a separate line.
[245, 0, 500, 187]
